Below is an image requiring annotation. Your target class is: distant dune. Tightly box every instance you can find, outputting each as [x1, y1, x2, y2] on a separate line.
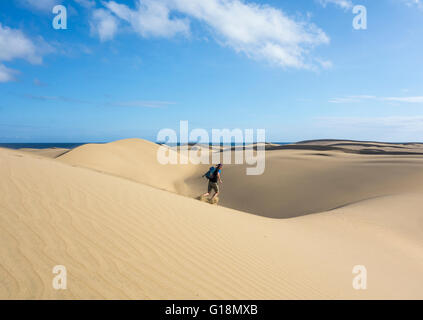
[269, 139, 423, 155]
[1, 139, 423, 299]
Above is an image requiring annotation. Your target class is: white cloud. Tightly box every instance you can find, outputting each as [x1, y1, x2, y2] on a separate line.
[328, 95, 376, 103]
[318, 0, 354, 10]
[18, 0, 61, 11]
[384, 96, 423, 103]
[74, 0, 96, 8]
[104, 0, 190, 38]
[21, 94, 175, 108]
[316, 58, 333, 69]
[401, 0, 423, 10]
[20, 0, 97, 11]
[33, 78, 47, 87]
[172, 0, 329, 69]
[91, 9, 119, 41]
[0, 23, 42, 64]
[315, 116, 423, 141]
[329, 95, 423, 104]
[317, 116, 423, 132]
[98, 0, 330, 70]
[109, 100, 176, 108]
[0, 23, 47, 82]
[0, 64, 18, 83]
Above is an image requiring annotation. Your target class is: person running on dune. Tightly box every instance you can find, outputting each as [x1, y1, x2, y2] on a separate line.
[202, 164, 223, 201]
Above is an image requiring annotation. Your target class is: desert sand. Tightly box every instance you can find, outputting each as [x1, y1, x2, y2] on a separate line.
[19, 147, 70, 159]
[1, 138, 423, 299]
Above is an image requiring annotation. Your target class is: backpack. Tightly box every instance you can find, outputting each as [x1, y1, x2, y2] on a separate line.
[204, 167, 215, 180]
[209, 167, 220, 183]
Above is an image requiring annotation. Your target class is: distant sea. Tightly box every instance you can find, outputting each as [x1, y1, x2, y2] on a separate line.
[0, 142, 292, 150]
[0, 143, 90, 150]
[159, 142, 292, 146]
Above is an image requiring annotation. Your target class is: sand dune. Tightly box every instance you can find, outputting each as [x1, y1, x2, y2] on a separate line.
[272, 139, 423, 155]
[1, 139, 423, 299]
[19, 147, 70, 158]
[58, 139, 201, 195]
[57, 139, 423, 218]
[186, 149, 423, 218]
[297, 139, 423, 147]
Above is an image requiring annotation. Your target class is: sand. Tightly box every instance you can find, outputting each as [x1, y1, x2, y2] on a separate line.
[1, 139, 423, 299]
[58, 139, 201, 195]
[19, 147, 70, 158]
[187, 149, 423, 218]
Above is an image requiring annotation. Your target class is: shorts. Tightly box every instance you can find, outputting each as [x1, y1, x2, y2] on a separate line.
[208, 181, 219, 193]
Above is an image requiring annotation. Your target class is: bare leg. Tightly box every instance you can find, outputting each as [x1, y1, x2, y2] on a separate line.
[211, 192, 219, 201]
[201, 192, 210, 198]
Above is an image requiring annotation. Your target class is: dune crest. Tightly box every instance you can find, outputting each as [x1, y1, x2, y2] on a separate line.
[18, 148, 70, 158]
[58, 138, 200, 196]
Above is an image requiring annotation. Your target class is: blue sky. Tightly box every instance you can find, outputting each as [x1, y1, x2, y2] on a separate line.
[1, 0, 423, 142]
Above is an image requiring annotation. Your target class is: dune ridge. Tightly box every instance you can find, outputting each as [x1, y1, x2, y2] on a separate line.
[268, 139, 423, 155]
[19, 147, 70, 158]
[58, 138, 201, 196]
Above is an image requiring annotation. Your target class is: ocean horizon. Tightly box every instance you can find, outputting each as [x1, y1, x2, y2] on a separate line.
[0, 142, 293, 150]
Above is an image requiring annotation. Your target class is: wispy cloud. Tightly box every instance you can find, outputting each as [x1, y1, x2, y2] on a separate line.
[316, 116, 423, 135]
[383, 96, 423, 103]
[315, 115, 423, 142]
[17, 0, 331, 70]
[329, 95, 423, 104]
[74, 0, 96, 9]
[0, 24, 42, 64]
[317, 0, 354, 10]
[104, 0, 190, 38]
[400, 0, 423, 10]
[0, 64, 18, 83]
[90, 8, 120, 42]
[23, 94, 91, 104]
[92, 0, 330, 70]
[21, 94, 175, 108]
[0, 23, 50, 82]
[17, 0, 61, 12]
[328, 95, 376, 103]
[109, 100, 176, 108]
[33, 78, 47, 87]
[0, 123, 51, 129]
